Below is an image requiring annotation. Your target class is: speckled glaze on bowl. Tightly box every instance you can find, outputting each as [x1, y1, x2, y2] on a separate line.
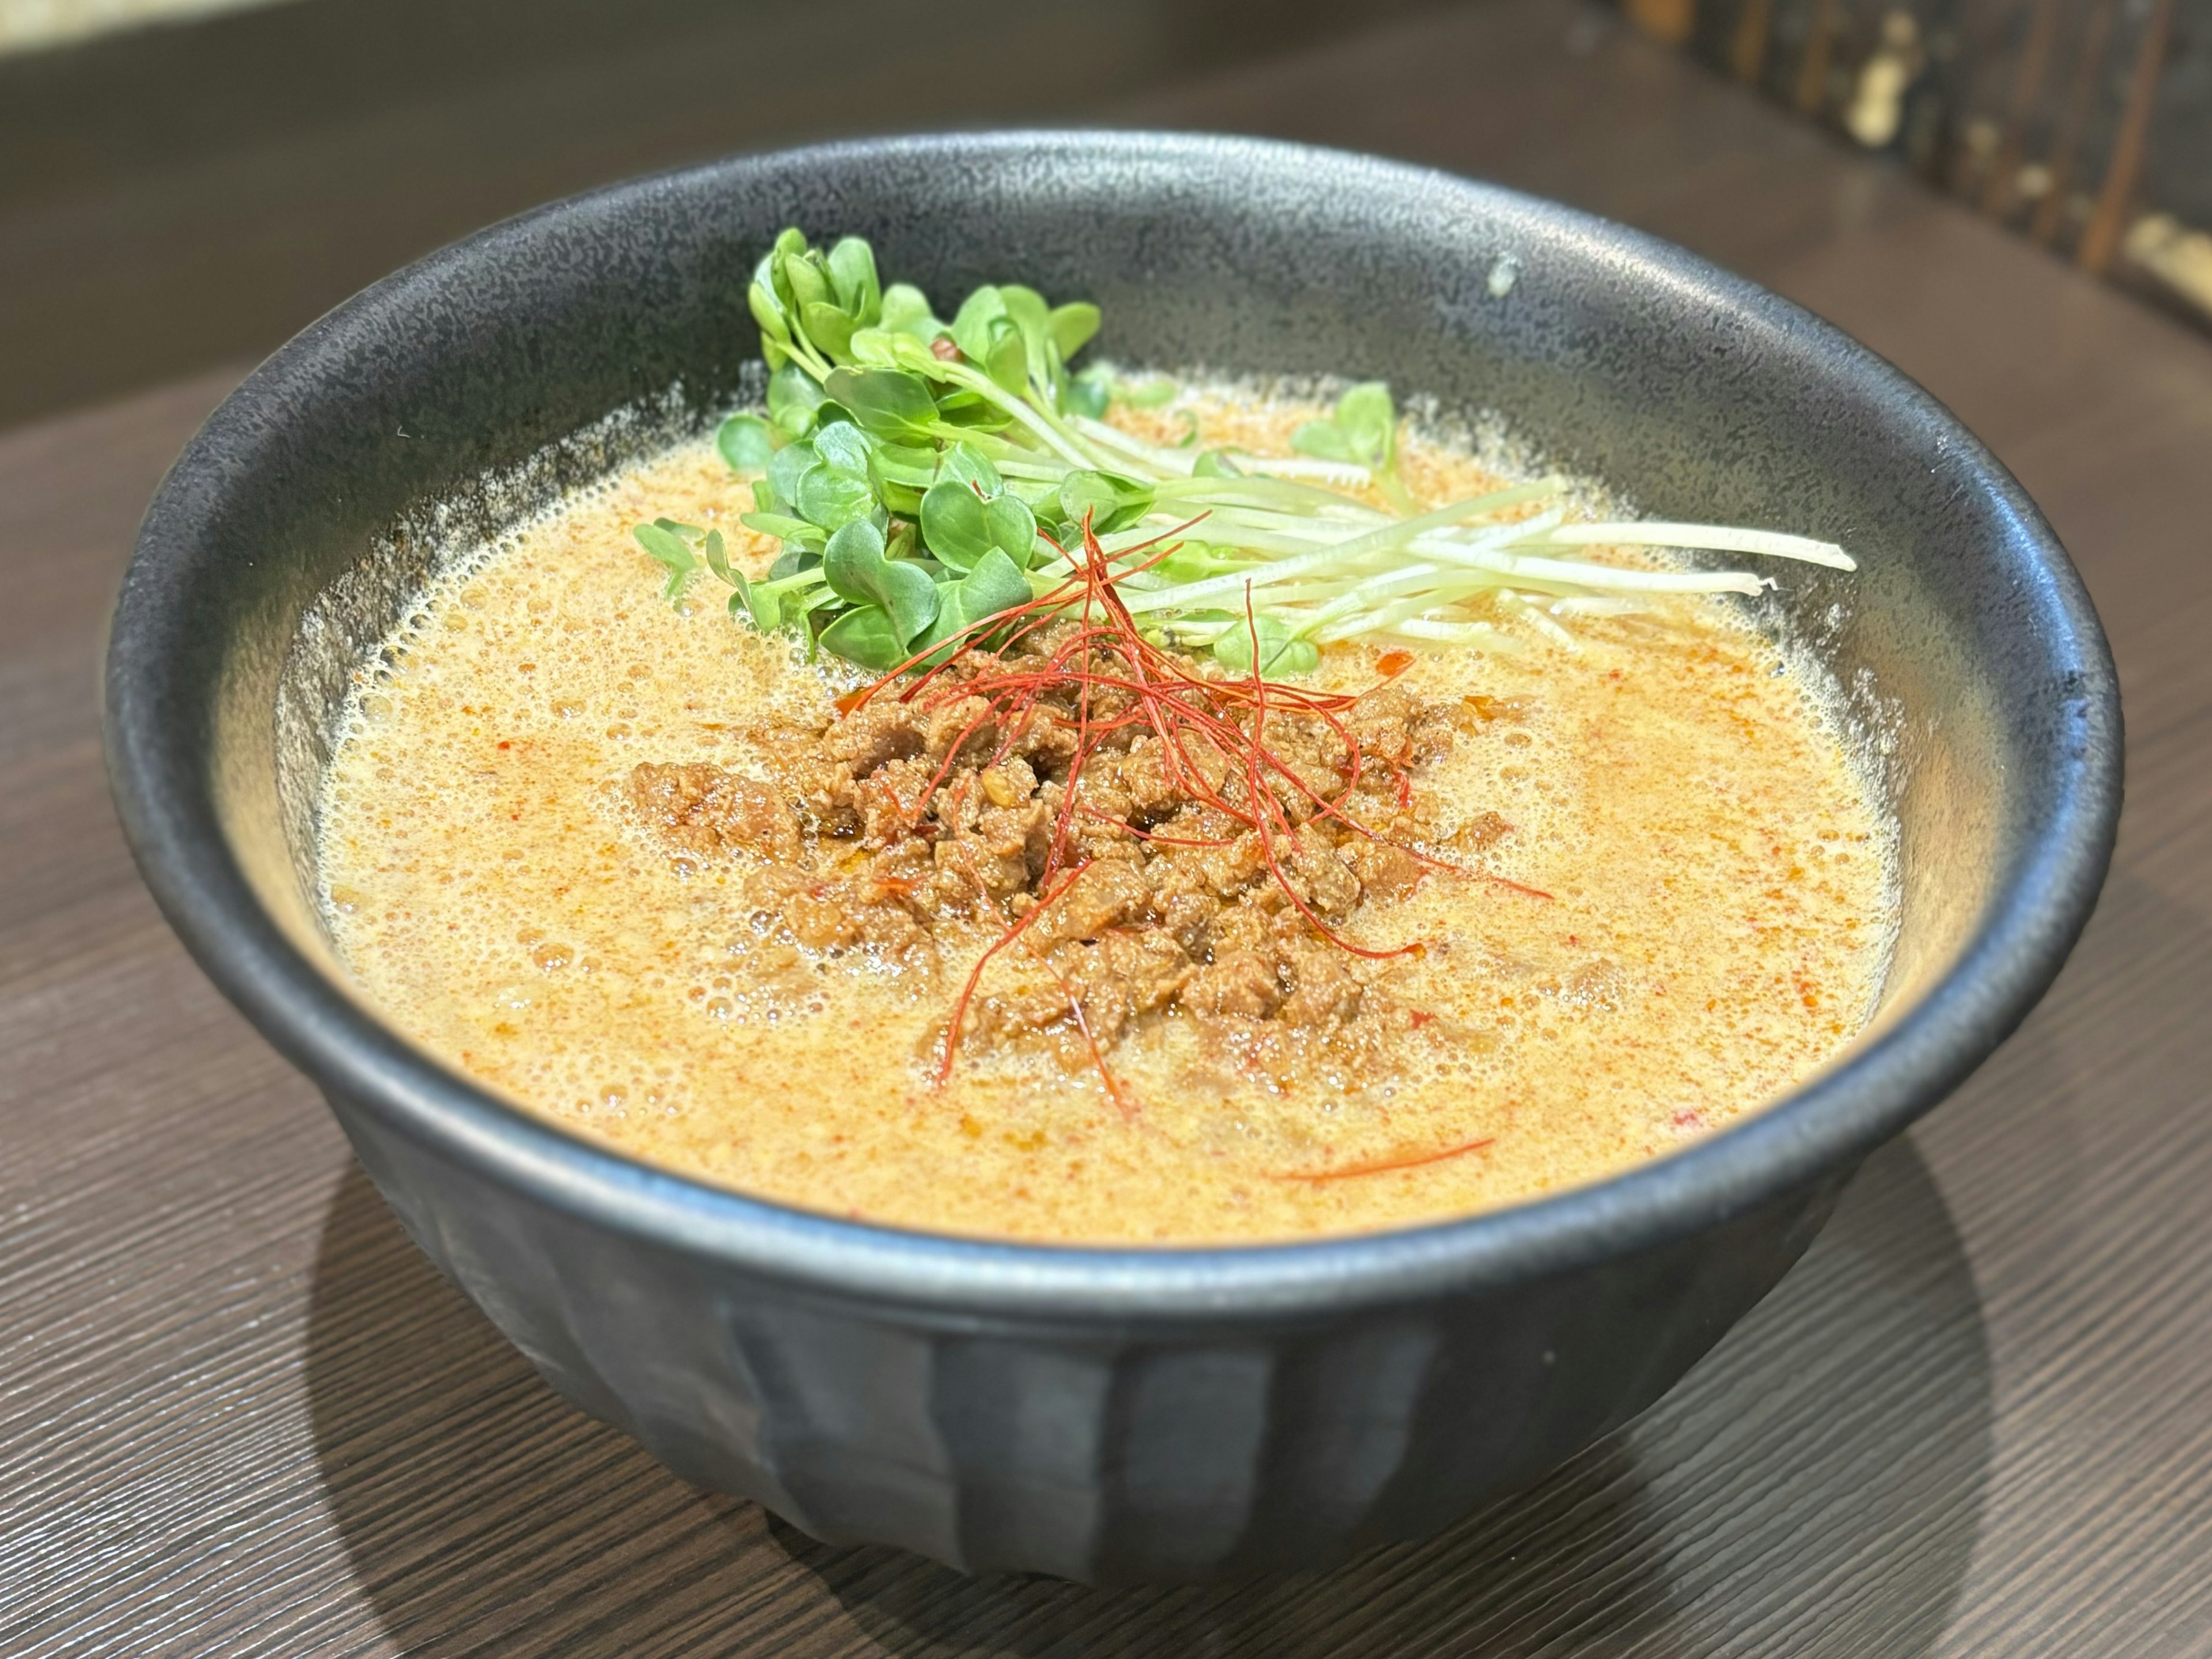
[104, 132, 2119, 1584]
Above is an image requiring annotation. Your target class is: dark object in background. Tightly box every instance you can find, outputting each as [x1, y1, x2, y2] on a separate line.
[104, 131, 2118, 1583]
[1620, 0, 2212, 329]
[0, 0, 1450, 429]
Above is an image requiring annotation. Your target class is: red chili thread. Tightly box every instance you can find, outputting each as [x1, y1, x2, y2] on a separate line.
[1274, 1134, 1496, 1183]
[834, 514, 1528, 1093]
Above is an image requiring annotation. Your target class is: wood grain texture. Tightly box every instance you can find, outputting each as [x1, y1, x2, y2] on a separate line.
[4, 3, 2212, 1652]
[0, 0, 1452, 429]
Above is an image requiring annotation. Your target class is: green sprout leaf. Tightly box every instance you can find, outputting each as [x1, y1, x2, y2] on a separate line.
[801, 300, 858, 363]
[825, 236, 881, 320]
[868, 442, 938, 492]
[1059, 469, 1154, 535]
[953, 545, 1032, 623]
[699, 528, 733, 584]
[1213, 613, 1320, 678]
[939, 444, 1001, 495]
[1062, 368, 1174, 418]
[779, 245, 830, 314]
[1294, 381, 1398, 465]
[853, 327, 946, 375]
[812, 420, 872, 475]
[878, 283, 945, 343]
[767, 363, 827, 439]
[997, 283, 1051, 385]
[949, 286, 1007, 365]
[796, 468, 872, 531]
[790, 423, 876, 530]
[983, 326, 1029, 397]
[633, 521, 696, 563]
[1150, 541, 1236, 583]
[823, 368, 938, 443]
[815, 606, 910, 671]
[919, 478, 992, 570]
[919, 445, 1024, 569]
[1335, 382, 1397, 470]
[1289, 420, 1355, 462]
[766, 438, 816, 506]
[823, 518, 938, 645]
[717, 414, 774, 473]
[998, 284, 1049, 340]
[985, 493, 1037, 565]
[753, 229, 896, 377]
[919, 447, 1039, 571]
[932, 390, 1012, 433]
[1290, 381, 1414, 506]
[1048, 301, 1101, 359]
[820, 518, 887, 601]
[749, 279, 793, 372]
[728, 570, 782, 632]
[1063, 365, 1111, 419]
[738, 510, 821, 545]
[632, 521, 699, 603]
[915, 547, 1033, 662]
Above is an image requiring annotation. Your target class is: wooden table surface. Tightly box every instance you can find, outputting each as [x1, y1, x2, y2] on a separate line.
[5, 3, 2211, 1653]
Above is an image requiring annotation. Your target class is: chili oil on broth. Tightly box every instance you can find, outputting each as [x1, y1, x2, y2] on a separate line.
[317, 388, 1894, 1244]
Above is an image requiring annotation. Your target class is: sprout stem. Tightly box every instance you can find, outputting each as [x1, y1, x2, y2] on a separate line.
[1543, 522, 1855, 569]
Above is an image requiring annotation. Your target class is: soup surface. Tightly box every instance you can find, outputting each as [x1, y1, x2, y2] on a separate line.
[317, 390, 1893, 1243]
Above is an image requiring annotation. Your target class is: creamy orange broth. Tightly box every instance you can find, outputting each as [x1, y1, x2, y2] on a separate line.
[316, 391, 1892, 1243]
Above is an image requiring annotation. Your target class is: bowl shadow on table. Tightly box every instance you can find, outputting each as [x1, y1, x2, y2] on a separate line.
[306, 1134, 1994, 1657]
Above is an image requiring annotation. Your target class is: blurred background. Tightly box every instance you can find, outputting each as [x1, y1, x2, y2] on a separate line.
[1, 0, 2205, 433]
[1631, 0, 2211, 325]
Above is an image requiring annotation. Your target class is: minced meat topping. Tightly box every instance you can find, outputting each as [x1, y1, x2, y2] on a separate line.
[629, 628, 1509, 1080]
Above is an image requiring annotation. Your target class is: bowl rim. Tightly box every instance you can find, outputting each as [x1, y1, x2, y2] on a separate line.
[104, 128, 2122, 1321]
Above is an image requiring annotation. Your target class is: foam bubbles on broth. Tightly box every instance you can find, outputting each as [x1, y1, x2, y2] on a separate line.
[316, 385, 1895, 1243]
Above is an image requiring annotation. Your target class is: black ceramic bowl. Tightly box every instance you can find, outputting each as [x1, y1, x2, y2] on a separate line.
[104, 132, 2119, 1584]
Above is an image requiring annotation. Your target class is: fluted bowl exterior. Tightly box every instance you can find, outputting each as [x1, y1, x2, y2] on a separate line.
[339, 1093, 1846, 1581]
[104, 133, 2120, 1584]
